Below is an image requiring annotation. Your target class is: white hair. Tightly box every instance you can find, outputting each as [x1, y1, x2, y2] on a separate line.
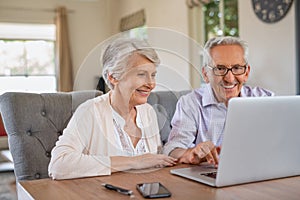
[203, 36, 249, 67]
[101, 37, 160, 89]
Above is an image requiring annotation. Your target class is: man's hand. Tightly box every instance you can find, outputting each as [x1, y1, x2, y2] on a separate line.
[178, 141, 220, 167]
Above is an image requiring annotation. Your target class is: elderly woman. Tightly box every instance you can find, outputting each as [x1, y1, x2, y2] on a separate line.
[48, 37, 177, 180]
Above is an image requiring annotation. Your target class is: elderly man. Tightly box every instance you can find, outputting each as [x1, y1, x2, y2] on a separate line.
[163, 36, 273, 167]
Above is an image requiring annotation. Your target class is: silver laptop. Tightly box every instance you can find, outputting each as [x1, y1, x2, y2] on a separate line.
[170, 96, 300, 187]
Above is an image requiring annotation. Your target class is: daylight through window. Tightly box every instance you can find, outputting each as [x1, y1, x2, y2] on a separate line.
[0, 23, 56, 94]
[203, 0, 239, 41]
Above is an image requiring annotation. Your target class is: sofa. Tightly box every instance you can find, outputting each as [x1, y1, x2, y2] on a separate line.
[0, 90, 189, 181]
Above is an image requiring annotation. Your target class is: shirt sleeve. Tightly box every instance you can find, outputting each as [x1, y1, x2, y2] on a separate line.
[241, 85, 275, 97]
[48, 102, 111, 180]
[163, 93, 199, 155]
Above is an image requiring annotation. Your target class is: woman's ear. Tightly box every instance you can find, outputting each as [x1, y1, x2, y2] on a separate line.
[108, 74, 119, 86]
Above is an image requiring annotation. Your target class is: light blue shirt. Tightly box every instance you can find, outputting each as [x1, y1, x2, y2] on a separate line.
[163, 84, 274, 155]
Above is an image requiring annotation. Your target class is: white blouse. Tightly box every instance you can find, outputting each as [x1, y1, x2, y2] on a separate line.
[112, 108, 150, 156]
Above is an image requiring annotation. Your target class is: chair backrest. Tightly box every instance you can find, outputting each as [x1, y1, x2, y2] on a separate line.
[0, 90, 102, 181]
[0, 89, 189, 181]
[148, 90, 190, 144]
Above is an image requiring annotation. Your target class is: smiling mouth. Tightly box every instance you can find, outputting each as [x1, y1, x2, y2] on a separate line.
[136, 89, 151, 95]
[221, 84, 236, 89]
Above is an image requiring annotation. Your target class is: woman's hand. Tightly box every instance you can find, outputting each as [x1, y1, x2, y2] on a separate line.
[133, 153, 178, 169]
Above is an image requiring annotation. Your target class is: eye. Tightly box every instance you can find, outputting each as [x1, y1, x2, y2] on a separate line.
[215, 65, 227, 71]
[232, 65, 244, 70]
[137, 73, 146, 76]
[151, 73, 157, 78]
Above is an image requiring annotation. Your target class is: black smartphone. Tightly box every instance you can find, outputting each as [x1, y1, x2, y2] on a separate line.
[136, 182, 171, 198]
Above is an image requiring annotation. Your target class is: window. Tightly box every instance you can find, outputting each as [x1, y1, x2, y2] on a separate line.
[0, 23, 56, 94]
[203, 0, 239, 41]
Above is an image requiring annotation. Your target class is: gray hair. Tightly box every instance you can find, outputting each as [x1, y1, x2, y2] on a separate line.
[101, 37, 160, 89]
[203, 36, 249, 66]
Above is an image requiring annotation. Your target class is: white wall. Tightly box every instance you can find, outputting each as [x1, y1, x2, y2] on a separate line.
[239, 1, 296, 95]
[106, 0, 192, 91]
[75, 0, 191, 91]
[109, 0, 188, 34]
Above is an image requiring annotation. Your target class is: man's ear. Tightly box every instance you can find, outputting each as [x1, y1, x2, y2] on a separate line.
[202, 67, 210, 83]
[243, 65, 251, 82]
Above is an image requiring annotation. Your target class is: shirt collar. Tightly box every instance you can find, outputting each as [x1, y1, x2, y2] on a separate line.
[239, 86, 247, 97]
[202, 83, 246, 107]
[202, 83, 220, 107]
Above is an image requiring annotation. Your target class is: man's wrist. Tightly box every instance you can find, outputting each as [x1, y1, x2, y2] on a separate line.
[170, 147, 186, 159]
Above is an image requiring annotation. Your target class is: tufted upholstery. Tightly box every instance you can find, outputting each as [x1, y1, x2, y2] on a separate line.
[0, 90, 189, 181]
[147, 90, 190, 144]
[0, 90, 102, 181]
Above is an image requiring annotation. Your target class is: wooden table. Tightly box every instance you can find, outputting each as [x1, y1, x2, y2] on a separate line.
[18, 164, 300, 200]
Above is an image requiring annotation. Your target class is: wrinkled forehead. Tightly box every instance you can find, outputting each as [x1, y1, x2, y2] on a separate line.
[125, 53, 156, 72]
[126, 52, 153, 66]
[209, 44, 245, 65]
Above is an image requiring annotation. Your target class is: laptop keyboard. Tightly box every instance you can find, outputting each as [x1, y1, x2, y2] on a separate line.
[201, 172, 217, 179]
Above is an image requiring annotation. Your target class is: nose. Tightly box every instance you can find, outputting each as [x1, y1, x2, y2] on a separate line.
[223, 70, 235, 82]
[144, 74, 155, 88]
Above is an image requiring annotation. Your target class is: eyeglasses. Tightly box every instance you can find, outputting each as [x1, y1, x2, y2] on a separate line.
[207, 64, 248, 76]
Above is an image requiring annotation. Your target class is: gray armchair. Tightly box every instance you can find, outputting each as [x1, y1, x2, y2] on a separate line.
[0, 90, 189, 181]
[147, 90, 190, 144]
